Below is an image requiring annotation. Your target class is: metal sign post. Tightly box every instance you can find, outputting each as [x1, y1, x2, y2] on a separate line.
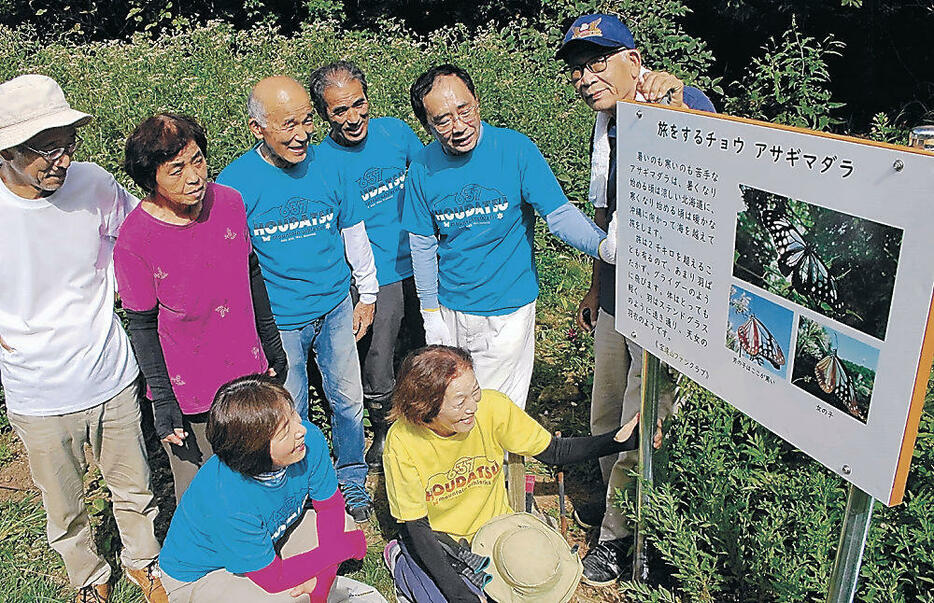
[825, 484, 875, 603]
[632, 349, 662, 581]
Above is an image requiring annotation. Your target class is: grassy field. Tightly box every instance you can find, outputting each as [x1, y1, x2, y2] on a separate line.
[0, 251, 607, 602]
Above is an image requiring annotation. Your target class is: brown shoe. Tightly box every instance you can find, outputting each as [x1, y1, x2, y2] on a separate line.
[125, 562, 169, 603]
[74, 583, 110, 603]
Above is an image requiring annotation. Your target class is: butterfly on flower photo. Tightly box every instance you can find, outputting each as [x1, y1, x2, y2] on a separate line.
[731, 185, 903, 342]
[726, 285, 794, 379]
[814, 348, 858, 416]
[737, 313, 786, 370]
[758, 209, 838, 309]
[791, 316, 879, 424]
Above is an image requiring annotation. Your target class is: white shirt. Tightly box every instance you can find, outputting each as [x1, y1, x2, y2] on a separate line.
[0, 162, 140, 416]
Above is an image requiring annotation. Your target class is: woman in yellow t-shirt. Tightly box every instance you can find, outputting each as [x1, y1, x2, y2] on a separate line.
[382, 345, 661, 602]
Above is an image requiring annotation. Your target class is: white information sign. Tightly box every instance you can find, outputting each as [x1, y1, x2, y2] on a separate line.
[614, 100, 934, 505]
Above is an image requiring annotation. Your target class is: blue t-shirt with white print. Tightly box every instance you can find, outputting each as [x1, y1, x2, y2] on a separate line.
[159, 422, 338, 582]
[315, 117, 423, 286]
[218, 146, 361, 328]
[402, 123, 566, 315]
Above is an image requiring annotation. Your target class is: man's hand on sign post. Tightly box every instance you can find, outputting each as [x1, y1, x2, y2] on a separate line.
[352, 301, 375, 341]
[638, 71, 685, 108]
[598, 211, 618, 264]
[577, 288, 599, 333]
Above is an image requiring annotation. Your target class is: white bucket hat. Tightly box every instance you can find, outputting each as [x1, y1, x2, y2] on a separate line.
[0, 74, 91, 151]
[471, 513, 583, 602]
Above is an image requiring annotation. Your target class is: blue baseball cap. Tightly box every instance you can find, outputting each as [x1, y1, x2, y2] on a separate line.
[555, 13, 635, 60]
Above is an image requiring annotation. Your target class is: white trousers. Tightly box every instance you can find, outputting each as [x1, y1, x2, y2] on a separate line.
[439, 301, 536, 409]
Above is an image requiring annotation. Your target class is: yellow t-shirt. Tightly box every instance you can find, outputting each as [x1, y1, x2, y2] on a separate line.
[383, 390, 552, 542]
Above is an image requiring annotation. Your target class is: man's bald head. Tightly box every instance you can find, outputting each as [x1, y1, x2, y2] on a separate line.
[247, 76, 316, 168]
[247, 76, 306, 127]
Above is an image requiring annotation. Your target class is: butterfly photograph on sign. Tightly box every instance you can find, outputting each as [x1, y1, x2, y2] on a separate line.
[792, 316, 880, 423]
[726, 285, 794, 380]
[732, 185, 903, 341]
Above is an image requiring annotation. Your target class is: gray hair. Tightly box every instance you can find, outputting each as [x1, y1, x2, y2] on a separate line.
[308, 61, 368, 119]
[247, 91, 267, 127]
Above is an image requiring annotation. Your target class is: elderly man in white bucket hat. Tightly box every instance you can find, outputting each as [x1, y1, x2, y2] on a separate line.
[0, 74, 167, 603]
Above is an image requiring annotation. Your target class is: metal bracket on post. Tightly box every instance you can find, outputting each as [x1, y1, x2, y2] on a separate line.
[632, 349, 661, 582]
[825, 484, 874, 603]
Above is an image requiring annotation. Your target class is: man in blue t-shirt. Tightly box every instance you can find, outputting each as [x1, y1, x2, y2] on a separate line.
[309, 61, 425, 474]
[556, 13, 716, 585]
[217, 76, 379, 522]
[403, 64, 618, 410]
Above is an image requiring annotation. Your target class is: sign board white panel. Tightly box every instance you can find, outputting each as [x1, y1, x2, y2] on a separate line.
[614, 100, 934, 505]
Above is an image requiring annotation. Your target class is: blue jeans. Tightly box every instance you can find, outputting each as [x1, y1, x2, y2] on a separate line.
[280, 295, 367, 487]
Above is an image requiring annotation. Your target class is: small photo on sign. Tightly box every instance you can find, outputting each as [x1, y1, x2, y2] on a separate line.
[732, 185, 903, 341]
[791, 316, 879, 423]
[726, 285, 794, 380]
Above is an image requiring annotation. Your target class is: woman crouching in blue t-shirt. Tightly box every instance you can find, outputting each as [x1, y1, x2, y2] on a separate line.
[158, 374, 387, 602]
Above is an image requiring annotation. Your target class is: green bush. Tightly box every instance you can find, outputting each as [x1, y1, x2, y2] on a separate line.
[618, 378, 934, 601]
[724, 16, 845, 131]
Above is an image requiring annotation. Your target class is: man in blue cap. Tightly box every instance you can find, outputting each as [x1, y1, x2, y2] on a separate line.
[556, 13, 715, 586]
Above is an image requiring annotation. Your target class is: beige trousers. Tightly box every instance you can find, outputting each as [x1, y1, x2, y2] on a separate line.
[590, 311, 673, 542]
[161, 510, 386, 602]
[440, 300, 536, 409]
[161, 412, 212, 502]
[8, 380, 160, 587]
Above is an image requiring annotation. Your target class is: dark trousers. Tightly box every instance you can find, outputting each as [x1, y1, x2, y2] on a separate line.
[358, 276, 424, 411]
[391, 539, 484, 602]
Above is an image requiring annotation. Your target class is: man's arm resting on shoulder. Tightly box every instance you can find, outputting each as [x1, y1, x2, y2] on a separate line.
[341, 221, 378, 340]
[544, 202, 616, 263]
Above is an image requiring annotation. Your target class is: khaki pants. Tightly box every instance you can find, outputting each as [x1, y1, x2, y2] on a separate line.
[162, 413, 212, 502]
[8, 380, 160, 588]
[590, 311, 673, 542]
[440, 300, 536, 409]
[161, 510, 386, 602]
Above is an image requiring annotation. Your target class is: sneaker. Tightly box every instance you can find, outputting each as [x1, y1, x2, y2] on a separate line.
[340, 482, 374, 523]
[573, 500, 606, 529]
[125, 561, 169, 603]
[75, 583, 110, 603]
[581, 538, 629, 586]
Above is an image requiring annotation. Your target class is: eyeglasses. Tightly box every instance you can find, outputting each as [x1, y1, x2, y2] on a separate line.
[566, 48, 629, 84]
[431, 104, 478, 133]
[23, 137, 81, 162]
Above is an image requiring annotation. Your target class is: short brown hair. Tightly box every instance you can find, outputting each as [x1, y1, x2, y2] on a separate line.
[207, 374, 293, 477]
[389, 345, 474, 425]
[123, 113, 207, 195]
